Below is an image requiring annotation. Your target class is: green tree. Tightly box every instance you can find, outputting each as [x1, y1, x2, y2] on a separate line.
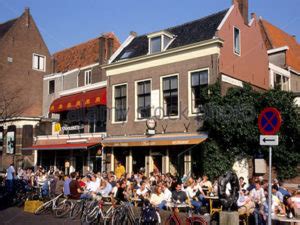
[198, 82, 300, 180]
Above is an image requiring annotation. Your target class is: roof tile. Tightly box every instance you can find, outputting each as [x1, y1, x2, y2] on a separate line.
[260, 19, 300, 72]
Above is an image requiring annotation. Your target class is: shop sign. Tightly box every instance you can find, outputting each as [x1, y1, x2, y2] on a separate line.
[62, 125, 84, 131]
[54, 123, 61, 132]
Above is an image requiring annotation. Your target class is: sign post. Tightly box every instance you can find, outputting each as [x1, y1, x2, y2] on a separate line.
[258, 107, 282, 225]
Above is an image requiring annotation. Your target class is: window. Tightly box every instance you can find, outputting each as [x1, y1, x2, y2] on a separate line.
[32, 54, 45, 71]
[162, 76, 178, 117]
[137, 80, 151, 119]
[234, 27, 241, 55]
[150, 36, 162, 54]
[190, 70, 208, 113]
[84, 70, 92, 85]
[49, 80, 55, 94]
[114, 84, 127, 122]
[148, 32, 174, 54]
[120, 50, 133, 60]
[274, 73, 289, 91]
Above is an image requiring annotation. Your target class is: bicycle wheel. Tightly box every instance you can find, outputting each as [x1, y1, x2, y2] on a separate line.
[54, 201, 72, 218]
[85, 206, 100, 224]
[70, 201, 83, 220]
[186, 216, 208, 225]
[34, 200, 52, 215]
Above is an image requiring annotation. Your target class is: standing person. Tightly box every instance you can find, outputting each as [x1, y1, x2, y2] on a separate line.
[250, 180, 266, 225]
[115, 161, 125, 179]
[6, 162, 15, 193]
[55, 174, 65, 196]
[63, 174, 71, 197]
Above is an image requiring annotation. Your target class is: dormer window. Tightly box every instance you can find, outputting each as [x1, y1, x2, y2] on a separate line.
[150, 37, 162, 54]
[148, 31, 174, 54]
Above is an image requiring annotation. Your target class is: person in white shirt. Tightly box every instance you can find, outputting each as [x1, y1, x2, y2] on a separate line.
[161, 182, 172, 203]
[98, 178, 112, 197]
[136, 181, 149, 199]
[6, 163, 15, 193]
[185, 178, 202, 214]
[85, 175, 98, 193]
[150, 186, 165, 209]
[250, 180, 266, 225]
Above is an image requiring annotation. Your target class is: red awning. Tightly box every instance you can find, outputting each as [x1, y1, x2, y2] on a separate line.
[22, 143, 100, 151]
[50, 88, 106, 113]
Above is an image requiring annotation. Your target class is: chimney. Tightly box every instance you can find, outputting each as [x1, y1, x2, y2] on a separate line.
[99, 36, 107, 65]
[107, 38, 114, 60]
[24, 7, 30, 27]
[232, 0, 248, 24]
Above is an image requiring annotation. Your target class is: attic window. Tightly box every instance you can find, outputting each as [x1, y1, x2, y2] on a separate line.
[150, 37, 162, 53]
[120, 50, 133, 60]
[148, 32, 174, 54]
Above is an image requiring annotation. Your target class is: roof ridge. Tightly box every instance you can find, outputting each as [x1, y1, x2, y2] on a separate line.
[136, 8, 229, 38]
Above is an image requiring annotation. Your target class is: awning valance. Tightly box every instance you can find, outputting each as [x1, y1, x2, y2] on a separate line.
[50, 88, 106, 113]
[102, 133, 207, 147]
[22, 143, 101, 151]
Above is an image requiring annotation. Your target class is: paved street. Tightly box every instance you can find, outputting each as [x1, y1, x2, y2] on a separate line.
[0, 207, 80, 225]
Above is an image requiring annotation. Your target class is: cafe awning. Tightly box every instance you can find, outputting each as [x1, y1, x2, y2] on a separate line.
[102, 133, 208, 147]
[50, 88, 106, 113]
[22, 143, 101, 151]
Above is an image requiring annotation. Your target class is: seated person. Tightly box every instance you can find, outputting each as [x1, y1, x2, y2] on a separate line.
[237, 189, 255, 216]
[150, 185, 166, 209]
[97, 178, 112, 197]
[136, 181, 150, 199]
[85, 174, 98, 193]
[172, 183, 188, 204]
[272, 184, 283, 202]
[69, 172, 84, 199]
[115, 181, 128, 203]
[185, 178, 202, 214]
[161, 182, 172, 203]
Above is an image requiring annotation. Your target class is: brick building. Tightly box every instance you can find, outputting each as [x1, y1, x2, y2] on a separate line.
[23, 33, 120, 174]
[102, 0, 269, 177]
[0, 8, 51, 170]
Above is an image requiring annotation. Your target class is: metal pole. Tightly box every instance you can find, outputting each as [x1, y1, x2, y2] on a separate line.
[268, 146, 272, 225]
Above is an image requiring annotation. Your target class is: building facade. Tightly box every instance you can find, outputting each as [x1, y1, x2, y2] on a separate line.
[0, 8, 51, 170]
[23, 33, 120, 174]
[103, 0, 269, 177]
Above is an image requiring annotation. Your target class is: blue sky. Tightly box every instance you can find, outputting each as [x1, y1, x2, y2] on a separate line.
[0, 0, 299, 54]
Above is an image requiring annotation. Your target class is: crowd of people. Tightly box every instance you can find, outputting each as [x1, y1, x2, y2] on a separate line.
[2, 161, 300, 224]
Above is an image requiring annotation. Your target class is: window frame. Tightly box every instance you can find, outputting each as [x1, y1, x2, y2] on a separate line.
[160, 74, 179, 118]
[148, 32, 174, 54]
[32, 53, 46, 72]
[48, 80, 55, 95]
[233, 26, 241, 56]
[188, 68, 210, 116]
[135, 79, 152, 121]
[112, 83, 128, 123]
[84, 70, 92, 86]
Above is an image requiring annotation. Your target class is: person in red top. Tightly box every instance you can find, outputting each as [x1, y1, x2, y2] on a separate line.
[77, 176, 86, 188]
[69, 172, 83, 199]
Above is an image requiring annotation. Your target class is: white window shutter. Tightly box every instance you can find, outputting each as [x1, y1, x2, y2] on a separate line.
[33, 55, 38, 69]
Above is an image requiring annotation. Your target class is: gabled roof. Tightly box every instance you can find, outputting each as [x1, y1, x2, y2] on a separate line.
[0, 18, 17, 39]
[260, 19, 300, 72]
[113, 9, 229, 62]
[53, 32, 120, 73]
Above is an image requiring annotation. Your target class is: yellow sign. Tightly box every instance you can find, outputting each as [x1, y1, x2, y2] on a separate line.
[54, 123, 61, 132]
